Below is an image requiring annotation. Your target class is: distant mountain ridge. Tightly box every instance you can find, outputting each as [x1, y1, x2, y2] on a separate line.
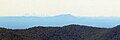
[0, 24, 120, 40]
[0, 14, 120, 29]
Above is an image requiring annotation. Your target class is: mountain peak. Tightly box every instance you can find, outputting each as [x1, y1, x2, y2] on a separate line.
[59, 14, 73, 16]
[54, 14, 75, 17]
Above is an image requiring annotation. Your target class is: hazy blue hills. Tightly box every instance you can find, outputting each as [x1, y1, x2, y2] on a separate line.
[0, 14, 120, 29]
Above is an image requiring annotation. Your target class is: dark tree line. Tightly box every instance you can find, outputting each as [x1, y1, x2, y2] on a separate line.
[0, 24, 120, 40]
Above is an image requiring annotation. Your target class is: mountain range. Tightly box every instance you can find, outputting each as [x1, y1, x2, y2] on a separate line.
[0, 24, 120, 40]
[0, 14, 120, 29]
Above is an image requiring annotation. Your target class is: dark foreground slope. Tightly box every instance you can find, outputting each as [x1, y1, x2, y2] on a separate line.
[0, 24, 120, 40]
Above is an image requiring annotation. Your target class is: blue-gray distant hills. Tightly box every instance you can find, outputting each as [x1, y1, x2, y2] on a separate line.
[0, 14, 120, 29]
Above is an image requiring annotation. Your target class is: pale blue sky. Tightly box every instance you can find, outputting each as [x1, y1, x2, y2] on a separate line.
[0, 0, 120, 16]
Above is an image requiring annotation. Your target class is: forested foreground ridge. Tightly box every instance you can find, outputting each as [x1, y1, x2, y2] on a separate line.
[0, 24, 120, 40]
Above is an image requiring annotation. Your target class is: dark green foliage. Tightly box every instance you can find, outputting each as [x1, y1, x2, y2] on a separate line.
[0, 24, 120, 40]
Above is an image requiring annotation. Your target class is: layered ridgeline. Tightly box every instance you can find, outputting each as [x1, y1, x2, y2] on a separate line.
[0, 24, 120, 40]
[0, 14, 120, 29]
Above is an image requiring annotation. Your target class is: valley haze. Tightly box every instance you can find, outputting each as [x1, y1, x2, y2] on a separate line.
[0, 14, 120, 29]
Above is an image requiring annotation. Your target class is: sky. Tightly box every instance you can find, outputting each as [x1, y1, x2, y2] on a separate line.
[0, 0, 120, 16]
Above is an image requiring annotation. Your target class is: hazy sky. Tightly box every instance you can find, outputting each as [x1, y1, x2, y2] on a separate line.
[0, 0, 120, 16]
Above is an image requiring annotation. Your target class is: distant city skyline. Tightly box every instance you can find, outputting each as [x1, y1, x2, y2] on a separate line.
[0, 0, 120, 17]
